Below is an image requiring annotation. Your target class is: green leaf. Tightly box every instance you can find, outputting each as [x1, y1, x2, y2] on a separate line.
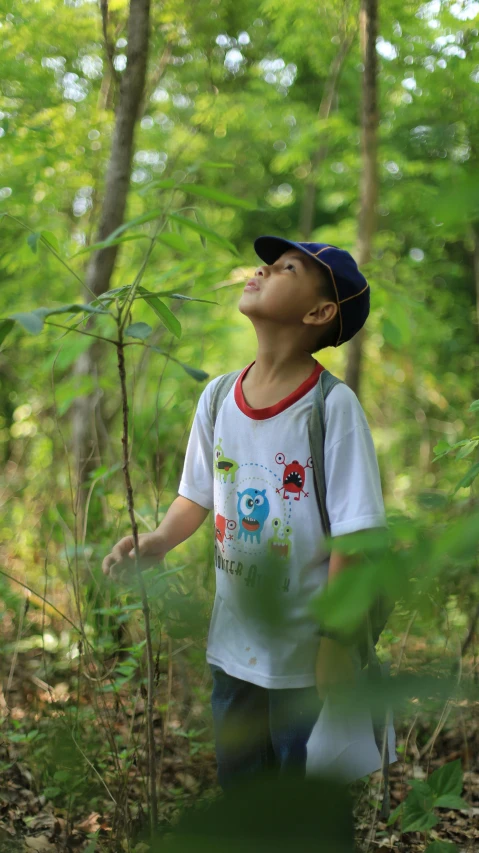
[401, 783, 438, 833]
[105, 207, 165, 243]
[150, 261, 194, 287]
[8, 303, 109, 335]
[193, 207, 208, 249]
[27, 232, 39, 253]
[178, 362, 210, 382]
[386, 802, 403, 825]
[402, 810, 438, 833]
[434, 794, 469, 810]
[95, 285, 133, 305]
[308, 560, 378, 634]
[0, 318, 15, 347]
[469, 399, 479, 412]
[428, 759, 462, 798]
[407, 779, 434, 795]
[138, 290, 181, 338]
[44, 303, 110, 317]
[125, 322, 152, 340]
[167, 213, 239, 255]
[41, 230, 60, 253]
[54, 769, 71, 782]
[150, 346, 209, 381]
[8, 308, 50, 334]
[453, 461, 479, 493]
[433, 439, 452, 460]
[69, 233, 152, 258]
[327, 527, 390, 554]
[430, 512, 479, 565]
[424, 842, 459, 853]
[145, 179, 255, 210]
[155, 232, 191, 254]
[417, 491, 449, 510]
[455, 439, 478, 459]
[43, 786, 61, 799]
[157, 291, 218, 305]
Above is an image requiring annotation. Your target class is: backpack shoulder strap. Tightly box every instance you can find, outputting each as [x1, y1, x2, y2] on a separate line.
[209, 370, 242, 428]
[308, 368, 345, 537]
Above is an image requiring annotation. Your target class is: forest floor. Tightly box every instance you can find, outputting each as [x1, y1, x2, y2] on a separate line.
[0, 643, 478, 853]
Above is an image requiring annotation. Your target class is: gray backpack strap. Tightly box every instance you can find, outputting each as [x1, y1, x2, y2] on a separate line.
[209, 370, 242, 428]
[308, 368, 344, 537]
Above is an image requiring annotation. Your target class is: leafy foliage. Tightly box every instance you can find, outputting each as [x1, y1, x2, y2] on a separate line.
[1, 0, 479, 848]
[388, 760, 469, 835]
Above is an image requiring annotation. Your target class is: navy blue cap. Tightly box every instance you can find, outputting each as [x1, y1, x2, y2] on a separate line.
[253, 236, 370, 347]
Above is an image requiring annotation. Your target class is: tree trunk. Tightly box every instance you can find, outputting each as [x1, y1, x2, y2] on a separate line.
[300, 29, 356, 240]
[345, 0, 379, 398]
[71, 0, 151, 516]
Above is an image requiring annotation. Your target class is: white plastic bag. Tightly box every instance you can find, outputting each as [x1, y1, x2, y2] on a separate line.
[306, 662, 398, 783]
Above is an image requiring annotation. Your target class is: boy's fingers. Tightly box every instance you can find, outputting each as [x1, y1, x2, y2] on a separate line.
[102, 554, 112, 575]
[102, 553, 122, 575]
[102, 539, 131, 576]
[111, 539, 132, 563]
[102, 537, 162, 578]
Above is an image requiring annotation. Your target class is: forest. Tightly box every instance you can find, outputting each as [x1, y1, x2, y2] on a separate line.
[1, 0, 479, 851]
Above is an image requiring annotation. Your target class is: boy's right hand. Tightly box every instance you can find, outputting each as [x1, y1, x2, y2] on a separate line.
[102, 532, 168, 578]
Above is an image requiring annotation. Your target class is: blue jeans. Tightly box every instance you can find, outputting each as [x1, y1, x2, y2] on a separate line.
[209, 663, 323, 791]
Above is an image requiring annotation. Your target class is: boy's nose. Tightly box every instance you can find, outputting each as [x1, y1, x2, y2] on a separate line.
[255, 265, 266, 277]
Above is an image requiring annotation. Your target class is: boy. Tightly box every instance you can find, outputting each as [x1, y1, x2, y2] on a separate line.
[102, 236, 386, 792]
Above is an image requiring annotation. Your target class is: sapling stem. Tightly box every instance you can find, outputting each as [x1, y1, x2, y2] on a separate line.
[116, 328, 158, 832]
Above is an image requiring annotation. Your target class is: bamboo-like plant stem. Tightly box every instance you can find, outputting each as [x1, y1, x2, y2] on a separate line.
[116, 330, 158, 832]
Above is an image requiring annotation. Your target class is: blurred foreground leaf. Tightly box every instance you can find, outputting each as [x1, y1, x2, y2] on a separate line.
[157, 773, 354, 853]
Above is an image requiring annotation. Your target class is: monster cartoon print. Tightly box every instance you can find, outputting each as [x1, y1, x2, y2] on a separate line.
[215, 513, 237, 552]
[237, 488, 270, 544]
[214, 438, 239, 484]
[275, 452, 313, 501]
[267, 517, 292, 559]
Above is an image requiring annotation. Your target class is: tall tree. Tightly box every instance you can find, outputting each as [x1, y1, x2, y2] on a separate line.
[71, 0, 151, 515]
[299, 6, 356, 240]
[345, 0, 379, 397]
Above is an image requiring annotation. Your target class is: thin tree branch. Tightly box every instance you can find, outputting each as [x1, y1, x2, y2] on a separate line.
[0, 568, 81, 633]
[44, 320, 120, 346]
[116, 328, 158, 831]
[100, 0, 121, 86]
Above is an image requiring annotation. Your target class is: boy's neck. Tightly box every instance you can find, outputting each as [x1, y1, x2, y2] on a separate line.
[248, 326, 317, 386]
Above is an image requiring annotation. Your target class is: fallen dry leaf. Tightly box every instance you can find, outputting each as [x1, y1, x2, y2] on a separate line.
[24, 835, 57, 852]
[74, 811, 101, 833]
[28, 813, 58, 837]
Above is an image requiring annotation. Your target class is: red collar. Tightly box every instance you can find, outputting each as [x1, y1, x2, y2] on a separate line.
[234, 360, 324, 421]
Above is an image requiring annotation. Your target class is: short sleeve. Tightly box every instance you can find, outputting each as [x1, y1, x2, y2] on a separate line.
[323, 383, 386, 537]
[177, 377, 221, 511]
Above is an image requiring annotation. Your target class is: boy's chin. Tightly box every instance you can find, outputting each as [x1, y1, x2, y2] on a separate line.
[238, 297, 255, 317]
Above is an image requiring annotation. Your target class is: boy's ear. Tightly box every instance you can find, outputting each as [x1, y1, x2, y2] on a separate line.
[302, 300, 338, 328]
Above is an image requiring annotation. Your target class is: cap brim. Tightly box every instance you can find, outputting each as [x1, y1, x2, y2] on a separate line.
[254, 236, 304, 265]
[254, 235, 333, 277]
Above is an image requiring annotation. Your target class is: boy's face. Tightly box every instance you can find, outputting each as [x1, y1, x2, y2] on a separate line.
[239, 249, 335, 332]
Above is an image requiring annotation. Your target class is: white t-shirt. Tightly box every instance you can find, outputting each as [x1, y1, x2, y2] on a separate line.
[178, 360, 386, 689]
